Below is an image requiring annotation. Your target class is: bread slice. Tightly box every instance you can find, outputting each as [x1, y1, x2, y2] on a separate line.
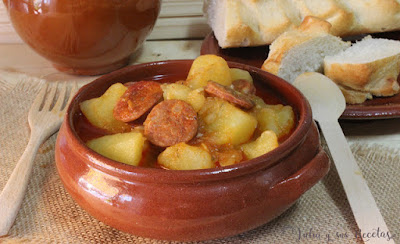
[261, 16, 350, 83]
[337, 84, 373, 104]
[324, 36, 400, 103]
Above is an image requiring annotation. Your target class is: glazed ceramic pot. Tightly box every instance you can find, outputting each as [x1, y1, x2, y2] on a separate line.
[55, 60, 330, 241]
[3, 0, 161, 75]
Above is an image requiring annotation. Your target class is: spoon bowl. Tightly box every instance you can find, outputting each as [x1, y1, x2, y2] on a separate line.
[293, 72, 346, 121]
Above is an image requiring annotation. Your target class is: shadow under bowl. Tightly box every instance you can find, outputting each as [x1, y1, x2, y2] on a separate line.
[55, 60, 330, 241]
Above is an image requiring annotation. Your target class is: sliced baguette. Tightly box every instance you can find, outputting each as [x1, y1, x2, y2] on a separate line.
[203, 0, 400, 48]
[261, 16, 350, 83]
[324, 36, 400, 103]
[204, 0, 291, 48]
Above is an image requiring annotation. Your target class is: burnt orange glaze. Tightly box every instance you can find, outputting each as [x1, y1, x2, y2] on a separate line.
[3, 0, 161, 75]
[55, 60, 330, 241]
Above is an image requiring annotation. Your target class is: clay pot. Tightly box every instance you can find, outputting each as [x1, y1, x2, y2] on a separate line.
[55, 60, 330, 241]
[3, 0, 161, 75]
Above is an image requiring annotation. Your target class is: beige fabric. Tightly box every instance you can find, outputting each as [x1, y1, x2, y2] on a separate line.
[0, 71, 398, 244]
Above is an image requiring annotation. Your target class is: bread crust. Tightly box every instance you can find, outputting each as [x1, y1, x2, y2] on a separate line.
[337, 84, 373, 104]
[338, 0, 400, 33]
[293, 0, 356, 36]
[324, 54, 400, 98]
[261, 16, 331, 74]
[261, 16, 349, 79]
[204, 0, 400, 48]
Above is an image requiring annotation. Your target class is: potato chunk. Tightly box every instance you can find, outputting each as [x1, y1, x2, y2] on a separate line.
[158, 143, 215, 170]
[255, 104, 295, 138]
[161, 83, 191, 101]
[230, 68, 253, 83]
[241, 130, 279, 160]
[80, 83, 131, 133]
[161, 83, 205, 111]
[186, 88, 206, 112]
[198, 97, 257, 146]
[216, 149, 243, 167]
[87, 132, 146, 166]
[186, 55, 232, 89]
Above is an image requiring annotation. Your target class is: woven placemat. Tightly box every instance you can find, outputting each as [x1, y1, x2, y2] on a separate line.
[0, 71, 398, 244]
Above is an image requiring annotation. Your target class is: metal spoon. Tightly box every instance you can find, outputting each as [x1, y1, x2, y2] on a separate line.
[293, 72, 394, 244]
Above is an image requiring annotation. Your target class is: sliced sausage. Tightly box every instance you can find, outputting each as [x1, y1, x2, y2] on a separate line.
[114, 81, 163, 122]
[144, 99, 198, 147]
[204, 81, 255, 109]
[232, 79, 256, 95]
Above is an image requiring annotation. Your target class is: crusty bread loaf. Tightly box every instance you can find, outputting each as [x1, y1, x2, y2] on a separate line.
[203, 0, 400, 48]
[261, 16, 350, 83]
[324, 36, 400, 104]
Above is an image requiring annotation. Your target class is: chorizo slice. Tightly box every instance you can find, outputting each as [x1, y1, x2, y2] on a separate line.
[113, 81, 163, 122]
[232, 79, 256, 95]
[144, 99, 198, 147]
[204, 81, 255, 109]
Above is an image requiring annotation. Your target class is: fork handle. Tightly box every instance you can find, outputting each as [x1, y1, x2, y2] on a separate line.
[0, 131, 45, 237]
[319, 120, 394, 244]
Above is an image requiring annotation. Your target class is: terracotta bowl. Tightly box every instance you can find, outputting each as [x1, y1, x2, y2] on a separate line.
[55, 60, 330, 241]
[3, 0, 161, 75]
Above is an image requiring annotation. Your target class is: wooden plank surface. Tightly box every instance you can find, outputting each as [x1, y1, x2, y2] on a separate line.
[0, 3, 22, 43]
[160, 0, 204, 17]
[149, 16, 210, 40]
[0, 40, 203, 82]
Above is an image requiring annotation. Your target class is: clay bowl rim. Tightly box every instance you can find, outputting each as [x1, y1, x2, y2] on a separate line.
[62, 59, 312, 184]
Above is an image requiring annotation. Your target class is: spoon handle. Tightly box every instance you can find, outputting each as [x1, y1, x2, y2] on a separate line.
[319, 120, 394, 244]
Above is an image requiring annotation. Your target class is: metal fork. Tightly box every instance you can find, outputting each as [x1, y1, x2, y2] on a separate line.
[0, 82, 78, 237]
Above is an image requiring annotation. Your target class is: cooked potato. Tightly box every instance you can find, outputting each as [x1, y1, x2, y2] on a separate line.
[80, 83, 131, 133]
[198, 97, 257, 146]
[230, 68, 253, 83]
[162, 83, 205, 112]
[186, 55, 232, 89]
[216, 149, 243, 167]
[87, 131, 146, 166]
[161, 83, 191, 101]
[250, 95, 267, 109]
[255, 104, 295, 138]
[158, 142, 215, 170]
[274, 105, 295, 134]
[186, 88, 206, 112]
[241, 130, 279, 160]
